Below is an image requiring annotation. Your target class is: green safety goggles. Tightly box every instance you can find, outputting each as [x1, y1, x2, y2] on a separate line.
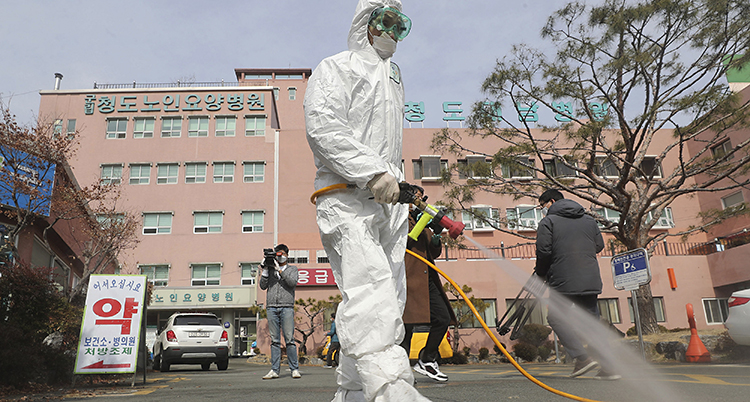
[368, 6, 412, 41]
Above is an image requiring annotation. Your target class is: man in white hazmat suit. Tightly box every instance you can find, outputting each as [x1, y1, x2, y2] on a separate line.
[304, 1, 430, 401]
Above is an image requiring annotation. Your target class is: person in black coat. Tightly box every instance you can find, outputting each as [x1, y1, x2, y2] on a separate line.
[534, 189, 619, 380]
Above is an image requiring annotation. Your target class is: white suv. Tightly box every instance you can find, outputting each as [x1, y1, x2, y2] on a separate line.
[153, 313, 229, 371]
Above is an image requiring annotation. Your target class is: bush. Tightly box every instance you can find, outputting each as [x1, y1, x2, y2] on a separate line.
[538, 345, 552, 361]
[512, 342, 538, 362]
[0, 262, 81, 388]
[316, 345, 325, 358]
[517, 324, 552, 347]
[446, 352, 468, 364]
[478, 347, 489, 360]
[493, 343, 506, 355]
[462, 346, 471, 356]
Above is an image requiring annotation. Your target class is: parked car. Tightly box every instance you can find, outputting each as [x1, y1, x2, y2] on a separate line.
[153, 312, 229, 371]
[725, 288, 750, 346]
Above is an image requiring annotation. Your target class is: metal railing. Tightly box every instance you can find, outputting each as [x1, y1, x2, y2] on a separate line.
[92, 80, 269, 89]
[438, 239, 734, 260]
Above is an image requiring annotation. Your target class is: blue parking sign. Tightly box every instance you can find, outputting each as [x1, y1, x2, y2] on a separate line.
[611, 248, 651, 291]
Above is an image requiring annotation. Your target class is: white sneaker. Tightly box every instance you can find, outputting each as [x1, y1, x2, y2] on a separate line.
[413, 360, 448, 382]
[291, 369, 301, 379]
[262, 370, 279, 379]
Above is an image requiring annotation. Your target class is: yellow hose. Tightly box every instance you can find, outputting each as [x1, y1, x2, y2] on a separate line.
[405, 248, 602, 402]
[310, 183, 351, 205]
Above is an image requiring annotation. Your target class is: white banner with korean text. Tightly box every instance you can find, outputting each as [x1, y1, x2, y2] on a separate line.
[74, 275, 147, 374]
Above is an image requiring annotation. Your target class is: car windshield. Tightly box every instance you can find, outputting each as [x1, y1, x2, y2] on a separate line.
[173, 315, 221, 326]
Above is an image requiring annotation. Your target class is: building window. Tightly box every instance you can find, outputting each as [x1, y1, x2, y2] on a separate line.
[317, 250, 330, 264]
[140, 264, 169, 287]
[128, 163, 151, 185]
[647, 207, 675, 229]
[191, 263, 220, 286]
[215, 116, 236, 137]
[143, 212, 172, 235]
[288, 250, 309, 264]
[463, 206, 498, 231]
[598, 298, 621, 324]
[273, 87, 279, 101]
[594, 156, 619, 178]
[593, 207, 621, 228]
[702, 298, 729, 324]
[133, 117, 155, 138]
[194, 211, 223, 233]
[504, 298, 547, 326]
[213, 162, 235, 183]
[413, 156, 446, 180]
[100, 164, 123, 185]
[53, 119, 63, 137]
[638, 157, 663, 179]
[188, 116, 209, 137]
[245, 115, 266, 136]
[721, 191, 744, 210]
[161, 117, 182, 137]
[241, 262, 259, 285]
[711, 140, 733, 160]
[628, 296, 666, 323]
[506, 205, 543, 231]
[157, 163, 179, 184]
[453, 299, 497, 329]
[241, 210, 264, 232]
[502, 157, 534, 179]
[96, 213, 124, 228]
[288, 87, 297, 100]
[106, 118, 128, 139]
[185, 162, 207, 183]
[543, 157, 577, 178]
[243, 162, 265, 183]
[66, 119, 76, 139]
[458, 155, 492, 179]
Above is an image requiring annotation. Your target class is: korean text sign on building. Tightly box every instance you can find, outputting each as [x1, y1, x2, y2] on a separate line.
[75, 275, 147, 374]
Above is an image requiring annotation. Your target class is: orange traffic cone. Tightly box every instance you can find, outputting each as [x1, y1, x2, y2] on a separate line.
[685, 303, 711, 363]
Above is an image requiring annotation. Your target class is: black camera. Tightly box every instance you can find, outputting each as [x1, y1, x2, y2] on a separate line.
[263, 248, 277, 268]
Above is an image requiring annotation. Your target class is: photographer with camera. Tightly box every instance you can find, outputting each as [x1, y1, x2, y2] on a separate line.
[259, 244, 301, 379]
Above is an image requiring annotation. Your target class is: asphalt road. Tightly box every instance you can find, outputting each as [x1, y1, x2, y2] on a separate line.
[59, 359, 750, 402]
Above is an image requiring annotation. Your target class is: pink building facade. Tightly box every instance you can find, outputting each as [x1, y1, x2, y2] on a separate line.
[38, 68, 750, 356]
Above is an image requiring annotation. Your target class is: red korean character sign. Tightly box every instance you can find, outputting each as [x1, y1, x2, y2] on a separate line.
[75, 275, 147, 374]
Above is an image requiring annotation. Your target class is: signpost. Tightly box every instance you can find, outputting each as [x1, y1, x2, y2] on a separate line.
[74, 275, 147, 374]
[611, 248, 651, 359]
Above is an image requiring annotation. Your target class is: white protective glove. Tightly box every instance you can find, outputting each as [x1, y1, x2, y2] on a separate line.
[367, 172, 400, 204]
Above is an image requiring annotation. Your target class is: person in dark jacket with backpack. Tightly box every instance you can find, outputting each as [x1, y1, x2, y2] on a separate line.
[534, 189, 619, 380]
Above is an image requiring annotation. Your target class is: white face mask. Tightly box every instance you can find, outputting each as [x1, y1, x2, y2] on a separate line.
[371, 32, 397, 59]
[277, 255, 287, 264]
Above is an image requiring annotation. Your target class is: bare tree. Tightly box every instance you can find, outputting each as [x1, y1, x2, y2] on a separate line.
[433, 0, 750, 334]
[443, 283, 489, 352]
[0, 104, 139, 305]
[294, 294, 341, 355]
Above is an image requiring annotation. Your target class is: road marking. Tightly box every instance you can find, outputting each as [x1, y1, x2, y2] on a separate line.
[132, 385, 169, 395]
[674, 374, 750, 386]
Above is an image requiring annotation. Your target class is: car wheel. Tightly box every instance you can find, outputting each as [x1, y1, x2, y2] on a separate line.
[217, 359, 229, 371]
[152, 354, 161, 371]
[161, 358, 170, 372]
[201, 363, 211, 371]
